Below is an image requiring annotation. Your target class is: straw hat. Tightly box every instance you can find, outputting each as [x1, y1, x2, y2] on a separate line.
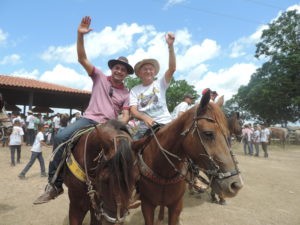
[134, 59, 160, 77]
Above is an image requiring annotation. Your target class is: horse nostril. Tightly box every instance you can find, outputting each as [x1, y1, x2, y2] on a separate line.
[231, 182, 243, 191]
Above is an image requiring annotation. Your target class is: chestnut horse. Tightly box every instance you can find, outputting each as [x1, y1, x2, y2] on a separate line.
[63, 120, 139, 225]
[133, 92, 243, 225]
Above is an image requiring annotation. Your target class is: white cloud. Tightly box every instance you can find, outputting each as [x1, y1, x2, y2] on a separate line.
[195, 63, 257, 100]
[285, 4, 300, 13]
[164, 0, 187, 9]
[177, 39, 220, 71]
[0, 54, 22, 65]
[229, 25, 267, 58]
[11, 69, 39, 79]
[128, 32, 219, 78]
[0, 29, 8, 46]
[39, 64, 92, 91]
[41, 23, 145, 63]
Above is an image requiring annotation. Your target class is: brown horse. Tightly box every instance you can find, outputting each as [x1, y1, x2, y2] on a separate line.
[269, 127, 289, 147]
[63, 120, 139, 225]
[227, 112, 243, 143]
[133, 92, 243, 225]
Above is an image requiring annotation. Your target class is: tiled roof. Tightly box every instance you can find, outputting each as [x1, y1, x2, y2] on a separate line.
[0, 74, 91, 95]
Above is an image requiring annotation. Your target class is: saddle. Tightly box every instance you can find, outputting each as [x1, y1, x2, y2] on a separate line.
[51, 124, 99, 184]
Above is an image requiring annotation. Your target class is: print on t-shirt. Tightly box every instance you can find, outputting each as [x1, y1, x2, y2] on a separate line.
[138, 87, 164, 118]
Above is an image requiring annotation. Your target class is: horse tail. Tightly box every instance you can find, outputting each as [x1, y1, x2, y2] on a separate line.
[111, 136, 135, 202]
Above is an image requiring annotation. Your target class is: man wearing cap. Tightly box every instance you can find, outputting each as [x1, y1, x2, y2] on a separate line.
[130, 32, 176, 140]
[172, 93, 195, 119]
[34, 16, 134, 204]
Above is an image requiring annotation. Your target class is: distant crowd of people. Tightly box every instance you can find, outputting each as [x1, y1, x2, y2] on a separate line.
[0, 110, 82, 168]
[242, 123, 270, 158]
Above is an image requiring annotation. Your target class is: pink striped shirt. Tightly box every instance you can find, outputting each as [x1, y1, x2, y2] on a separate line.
[83, 67, 129, 123]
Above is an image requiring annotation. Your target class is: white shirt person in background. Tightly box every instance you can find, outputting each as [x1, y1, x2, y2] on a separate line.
[172, 93, 195, 119]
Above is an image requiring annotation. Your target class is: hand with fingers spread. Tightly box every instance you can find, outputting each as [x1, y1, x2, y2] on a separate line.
[78, 16, 93, 35]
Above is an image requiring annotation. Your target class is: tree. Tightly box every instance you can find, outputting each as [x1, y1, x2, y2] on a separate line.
[230, 9, 300, 126]
[166, 78, 199, 112]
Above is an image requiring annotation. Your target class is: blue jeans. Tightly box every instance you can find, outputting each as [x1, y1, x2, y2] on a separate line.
[26, 129, 35, 146]
[20, 151, 45, 175]
[243, 139, 253, 155]
[133, 126, 148, 140]
[48, 117, 98, 188]
[10, 145, 21, 165]
[254, 143, 260, 156]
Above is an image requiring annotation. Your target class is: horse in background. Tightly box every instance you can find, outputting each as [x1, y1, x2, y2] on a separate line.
[226, 111, 243, 145]
[269, 127, 289, 148]
[132, 92, 243, 225]
[64, 120, 139, 225]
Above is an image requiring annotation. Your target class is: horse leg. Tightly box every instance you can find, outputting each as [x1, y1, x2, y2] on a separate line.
[155, 206, 164, 225]
[90, 208, 101, 225]
[167, 199, 183, 225]
[210, 191, 218, 204]
[218, 197, 226, 205]
[141, 200, 155, 225]
[69, 202, 89, 225]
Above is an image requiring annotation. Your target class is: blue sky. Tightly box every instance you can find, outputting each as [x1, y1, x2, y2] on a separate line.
[1, 0, 300, 103]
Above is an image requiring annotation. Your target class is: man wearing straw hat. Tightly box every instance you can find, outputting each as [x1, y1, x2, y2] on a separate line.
[34, 16, 134, 204]
[130, 32, 176, 140]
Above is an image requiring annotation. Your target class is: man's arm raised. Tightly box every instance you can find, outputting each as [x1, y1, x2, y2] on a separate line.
[164, 32, 176, 84]
[77, 16, 94, 75]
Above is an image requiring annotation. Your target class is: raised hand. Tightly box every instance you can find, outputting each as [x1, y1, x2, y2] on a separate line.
[165, 32, 175, 46]
[78, 16, 93, 35]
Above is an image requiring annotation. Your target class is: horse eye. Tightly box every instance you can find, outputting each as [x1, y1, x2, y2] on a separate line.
[202, 131, 214, 139]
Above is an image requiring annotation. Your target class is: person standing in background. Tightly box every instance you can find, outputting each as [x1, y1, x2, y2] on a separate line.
[9, 120, 24, 166]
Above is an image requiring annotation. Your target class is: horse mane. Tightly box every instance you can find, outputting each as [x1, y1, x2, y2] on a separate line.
[102, 120, 135, 203]
[107, 119, 131, 136]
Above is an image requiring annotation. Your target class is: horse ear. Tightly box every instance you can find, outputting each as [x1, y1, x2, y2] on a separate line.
[216, 95, 224, 107]
[236, 112, 240, 119]
[197, 90, 210, 115]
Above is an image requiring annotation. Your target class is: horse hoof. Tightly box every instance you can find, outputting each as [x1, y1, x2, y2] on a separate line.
[219, 199, 226, 205]
[211, 199, 218, 204]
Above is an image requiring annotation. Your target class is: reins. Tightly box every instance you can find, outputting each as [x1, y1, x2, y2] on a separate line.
[141, 108, 240, 190]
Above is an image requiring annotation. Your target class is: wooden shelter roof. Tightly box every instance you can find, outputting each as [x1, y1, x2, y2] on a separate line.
[0, 74, 91, 110]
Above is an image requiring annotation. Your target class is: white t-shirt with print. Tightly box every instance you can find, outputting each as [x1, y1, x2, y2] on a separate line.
[130, 77, 172, 129]
[172, 102, 189, 119]
[31, 131, 44, 153]
[9, 126, 24, 146]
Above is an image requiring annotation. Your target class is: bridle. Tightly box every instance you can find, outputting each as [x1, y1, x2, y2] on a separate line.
[181, 115, 240, 180]
[146, 111, 240, 188]
[84, 130, 133, 224]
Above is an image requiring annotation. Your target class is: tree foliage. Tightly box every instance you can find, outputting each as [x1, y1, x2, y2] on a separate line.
[166, 78, 199, 112]
[229, 10, 300, 126]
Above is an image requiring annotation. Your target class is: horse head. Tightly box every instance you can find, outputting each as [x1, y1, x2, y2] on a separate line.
[182, 91, 243, 198]
[94, 120, 139, 224]
[227, 111, 243, 142]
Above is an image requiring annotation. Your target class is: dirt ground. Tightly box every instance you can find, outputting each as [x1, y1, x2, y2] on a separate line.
[0, 142, 300, 225]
